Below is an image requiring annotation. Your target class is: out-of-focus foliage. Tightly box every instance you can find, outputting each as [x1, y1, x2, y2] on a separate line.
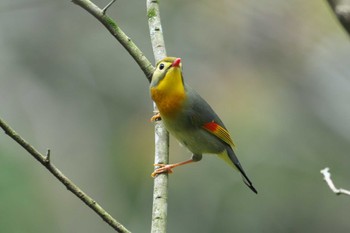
[0, 0, 350, 232]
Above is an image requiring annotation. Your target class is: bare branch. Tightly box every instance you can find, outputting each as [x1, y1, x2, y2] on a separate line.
[4, 0, 171, 232]
[147, 0, 167, 62]
[146, 0, 169, 232]
[326, 0, 350, 35]
[0, 117, 131, 233]
[320, 167, 350, 196]
[72, 1, 171, 231]
[72, 0, 154, 81]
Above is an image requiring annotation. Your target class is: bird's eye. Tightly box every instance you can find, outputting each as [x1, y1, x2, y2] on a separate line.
[159, 63, 165, 70]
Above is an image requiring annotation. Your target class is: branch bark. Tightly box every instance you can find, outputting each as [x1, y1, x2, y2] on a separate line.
[326, 0, 350, 35]
[0, 117, 131, 233]
[146, 1, 170, 232]
[320, 167, 350, 196]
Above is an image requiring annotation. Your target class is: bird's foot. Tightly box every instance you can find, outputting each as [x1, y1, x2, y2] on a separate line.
[150, 112, 161, 122]
[151, 159, 195, 177]
[151, 163, 174, 177]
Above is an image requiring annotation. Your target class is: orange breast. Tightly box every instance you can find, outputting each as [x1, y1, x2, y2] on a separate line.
[151, 88, 186, 118]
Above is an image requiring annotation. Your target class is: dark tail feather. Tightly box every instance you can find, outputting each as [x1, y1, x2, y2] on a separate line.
[226, 146, 258, 194]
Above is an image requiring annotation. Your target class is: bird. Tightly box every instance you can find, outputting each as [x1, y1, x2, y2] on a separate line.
[149, 57, 257, 194]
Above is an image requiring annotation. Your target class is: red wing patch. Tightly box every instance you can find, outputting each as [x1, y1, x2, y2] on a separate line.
[202, 121, 236, 147]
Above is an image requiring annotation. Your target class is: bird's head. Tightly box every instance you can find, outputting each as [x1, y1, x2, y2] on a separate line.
[150, 57, 183, 89]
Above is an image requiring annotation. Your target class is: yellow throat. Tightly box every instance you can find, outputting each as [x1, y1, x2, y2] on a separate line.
[150, 58, 186, 118]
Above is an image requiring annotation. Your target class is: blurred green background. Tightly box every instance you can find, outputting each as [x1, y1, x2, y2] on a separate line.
[1, 0, 350, 232]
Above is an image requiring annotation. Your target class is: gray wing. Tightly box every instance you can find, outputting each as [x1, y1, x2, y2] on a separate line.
[184, 84, 227, 130]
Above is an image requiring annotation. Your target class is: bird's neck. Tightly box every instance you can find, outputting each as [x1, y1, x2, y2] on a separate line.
[150, 69, 186, 118]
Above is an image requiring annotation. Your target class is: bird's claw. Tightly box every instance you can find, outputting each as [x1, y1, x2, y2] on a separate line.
[151, 163, 174, 177]
[150, 112, 161, 122]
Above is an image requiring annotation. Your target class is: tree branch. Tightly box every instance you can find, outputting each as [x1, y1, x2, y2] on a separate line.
[0, 117, 131, 233]
[326, 0, 350, 35]
[3, 0, 171, 232]
[72, 0, 154, 81]
[320, 167, 350, 196]
[146, 1, 169, 233]
[72, 0, 171, 231]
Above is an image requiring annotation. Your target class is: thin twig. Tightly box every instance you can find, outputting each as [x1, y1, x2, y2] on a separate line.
[320, 167, 350, 196]
[146, 0, 169, 233]
[45, 149, 51, 163]
[102, 0, 117, 15]
[0, 117, 131, 233]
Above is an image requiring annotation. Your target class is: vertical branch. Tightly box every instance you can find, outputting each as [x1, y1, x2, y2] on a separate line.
[146, 1, 169, 233]
[147, 0, 167, 61]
